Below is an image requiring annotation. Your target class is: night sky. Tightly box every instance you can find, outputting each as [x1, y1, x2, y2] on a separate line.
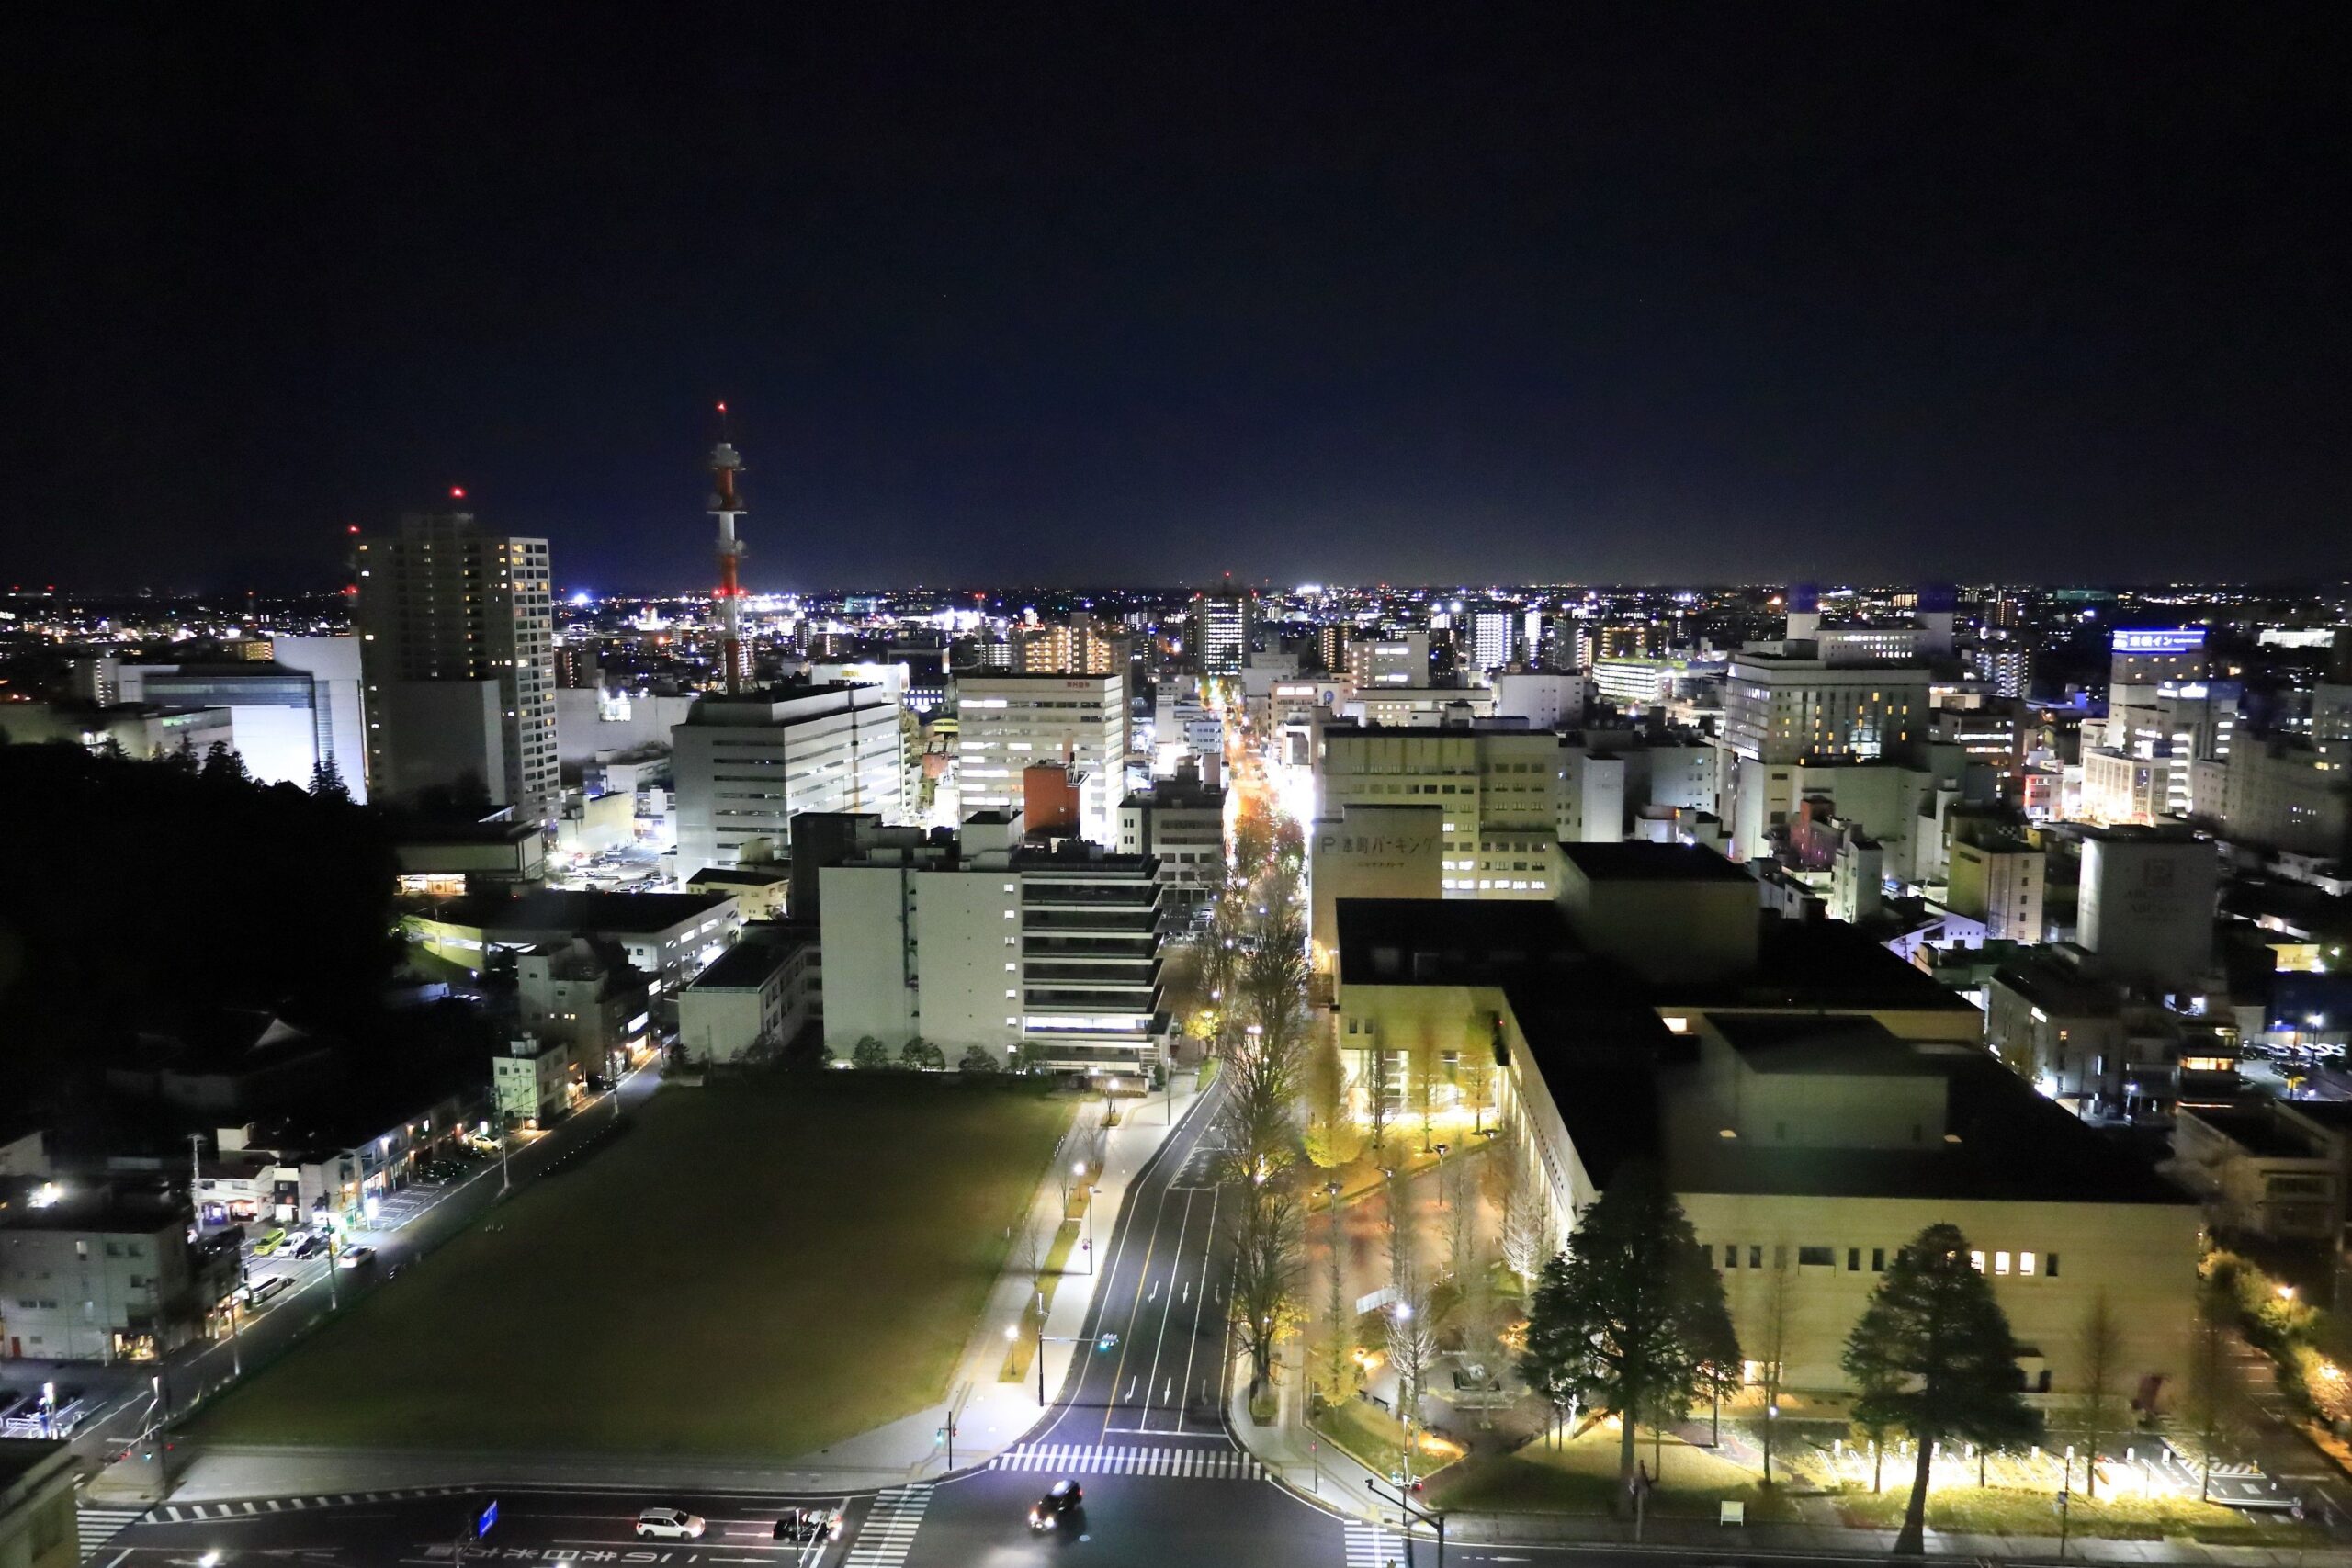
[7, 6, 2349, 593]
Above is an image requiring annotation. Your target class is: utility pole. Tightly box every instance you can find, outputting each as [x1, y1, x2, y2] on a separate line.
[1365, 1477, 1444, 1568]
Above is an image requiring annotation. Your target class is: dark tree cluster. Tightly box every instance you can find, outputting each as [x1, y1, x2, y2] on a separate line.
[0, 738, 401, 1079]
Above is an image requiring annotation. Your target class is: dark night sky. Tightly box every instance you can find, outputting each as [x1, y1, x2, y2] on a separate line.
[6, 6, 2349, 593]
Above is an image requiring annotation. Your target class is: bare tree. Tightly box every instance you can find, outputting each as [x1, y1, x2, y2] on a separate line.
[1444, 1152, 1477, 1285]
[1500, 1153, 1550, 1295]
[2075, 1289, 2124, 1499]
[1385, 1288, 1441, 1483]
[1320, 1201, 1352, 1401]
[1229, 1180, 1306, 1402]
[2181, 1273, 2242, 1503]
[1364, 1043, 1395, 1157]
[1758, 1244, 1793, 1484]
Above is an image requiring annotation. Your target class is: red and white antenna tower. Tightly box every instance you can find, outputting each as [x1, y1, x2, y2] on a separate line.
[709, 403, 748, 694]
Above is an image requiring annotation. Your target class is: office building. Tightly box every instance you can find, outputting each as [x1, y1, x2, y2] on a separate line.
[1116, 765, 1227, 917]
[0, 1184, 232, 1363]
[677, 924, 818, 1066]
[1946, 822, 2045, 942]
[1189, 590, 1252, 676]
[1717, 644, 1931, 861]
[1313, 726, 1559, 930]
[114, 637, 368, 800]
[956, 670, 1128, 844]
[2078, 826, 2218, 993]
[1348, 632, 1430, 690]
[1468, 611, 1514, 677]
[403, 888, 741, 1001]
[671, 681, 907, 875]
[1489, 670, 1583, 729]
[356, 505, 558, 819]
[2217, 738, 2352, 862]
[820, 810, 1167, 1076]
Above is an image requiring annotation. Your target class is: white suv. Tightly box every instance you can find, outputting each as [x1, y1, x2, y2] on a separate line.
[635, 1510, 705, 1540]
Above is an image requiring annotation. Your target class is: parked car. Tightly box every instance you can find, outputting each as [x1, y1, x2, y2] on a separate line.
[635, 1510, 705, 1541]
[585, 1073, 613, 1093]
[772, 1509, 841, 1544]
[252, 1228, 288, 1256]
[336, 1246, 377, 1270]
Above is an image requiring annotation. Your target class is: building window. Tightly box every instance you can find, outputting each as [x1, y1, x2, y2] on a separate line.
[2018, 1251, 2036, 1277]
[1724, 1245, 1738, 1269]
[2046, 1253, 2060, 1278]
[1995, 1251, 2011, 1275]
[1847, 1248, 1860, 1272]
[1748, 1246, 1762, 1270]
[1871, 1248, 1886, 1272]
[1798, 1246, 1834, 1268]
[1969, 1250, 1986, 1273]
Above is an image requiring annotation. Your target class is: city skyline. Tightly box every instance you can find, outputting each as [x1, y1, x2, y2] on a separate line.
[10, 7, 2351, 591]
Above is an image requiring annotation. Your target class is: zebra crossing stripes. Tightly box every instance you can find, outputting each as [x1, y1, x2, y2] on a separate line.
[989, 1442, 1262, 1479]
[76, 1505, 150, 1562]
[1343, 1521, 1406, 1568]
[147, 1486, 471, 1522]
[842, 1485, 929, 1568]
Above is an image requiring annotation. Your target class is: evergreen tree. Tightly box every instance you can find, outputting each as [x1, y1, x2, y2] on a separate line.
[200, 740, 251, 784]
[309, 756, 352, 801]
[1516, 1161, 1739, 1508]
[160, 737, 200, 775]
[1843, 1224, 2043, 1554]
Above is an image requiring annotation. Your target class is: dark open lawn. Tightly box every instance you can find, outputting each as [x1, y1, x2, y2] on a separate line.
[187, 1074, 1070, 1457]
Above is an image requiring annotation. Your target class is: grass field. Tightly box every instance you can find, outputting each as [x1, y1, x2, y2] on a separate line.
[1429, 1424, 1803, 1522]
[187, 1075, 1071, 1458]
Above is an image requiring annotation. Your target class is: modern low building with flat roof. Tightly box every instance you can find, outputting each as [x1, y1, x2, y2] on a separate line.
[403, 888, 740, 1002]
[1329, 838, 2199, 1405]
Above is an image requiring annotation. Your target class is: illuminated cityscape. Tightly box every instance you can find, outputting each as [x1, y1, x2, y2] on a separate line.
[6, 10, 2352, 1568]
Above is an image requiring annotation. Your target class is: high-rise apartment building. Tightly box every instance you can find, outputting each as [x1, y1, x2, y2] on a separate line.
[671, 682, 908, 875]
[356, 506, 559, 819]
[1009, 613, 1132, 676]
[956, 670, 1129, 843]
[2104, 628, 2208, 750]
[1189, 590, 1252, 676]
[1469, 611, 1515, 677]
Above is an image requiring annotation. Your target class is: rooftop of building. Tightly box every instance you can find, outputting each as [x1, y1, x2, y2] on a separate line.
[687, 924, 815, 988]
[0, 1439, 74, 1505]
[1334, 896, 1974, 1016]
[1636, 1045, 2191, 1205]
[687, 863, 790, 887]
[1558, 840, 1758, 885]
[1990, 948, 2122, 1017]
[0, 1177, 190, 1235]
[427, 888, 734, 935]
[1709, 1013, 1951, 1077]
[2183, 1104, 2326, 1160]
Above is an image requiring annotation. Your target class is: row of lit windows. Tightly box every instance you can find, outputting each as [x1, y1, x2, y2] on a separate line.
[1718, 1243, 2059, 1278]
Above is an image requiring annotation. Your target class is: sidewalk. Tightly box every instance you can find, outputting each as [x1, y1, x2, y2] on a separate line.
[158, 1073, 1212, 1503]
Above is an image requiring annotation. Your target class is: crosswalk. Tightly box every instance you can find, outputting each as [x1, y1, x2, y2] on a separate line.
[842, 1485, 929, 1568]
[76, 1505, 150, 1562]
[989, 1441, 1263, 1479]
[147, 1486, 472, 1522]
[1343, 1521, 1407, 1568]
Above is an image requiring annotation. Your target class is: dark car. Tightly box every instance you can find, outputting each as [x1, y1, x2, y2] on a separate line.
[291, 1234, 325, 1258]
[1028, 1479, 1083, 1531]
[772, 1509, 841, 1544]
[585, 1073, 613, 1093]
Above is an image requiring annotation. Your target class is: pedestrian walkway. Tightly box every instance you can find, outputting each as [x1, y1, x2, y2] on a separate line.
[1341, 1521, 1404, 1567]
[841, 1486, 928, 1568]
[149, 1486, 474, 1521]
[76, 1504, 151, 1562]
[989, 1442, 1261, 1479]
